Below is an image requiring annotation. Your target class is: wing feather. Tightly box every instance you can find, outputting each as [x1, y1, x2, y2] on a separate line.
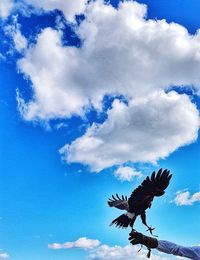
[151, 171, 156, 182]
[108, 194, 129, 210]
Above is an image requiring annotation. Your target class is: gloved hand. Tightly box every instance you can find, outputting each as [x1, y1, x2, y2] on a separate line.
[129, 230, 158, 258]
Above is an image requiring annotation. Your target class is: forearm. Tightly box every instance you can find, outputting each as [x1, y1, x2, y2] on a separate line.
[157, 240, 200, 259]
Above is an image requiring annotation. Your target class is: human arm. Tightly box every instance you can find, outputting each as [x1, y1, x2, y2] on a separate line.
[157, 240, 200, 259]
[129, 231, 200, 259]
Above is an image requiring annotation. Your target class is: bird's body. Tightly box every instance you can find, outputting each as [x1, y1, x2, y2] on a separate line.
[108, 169, 172, 234]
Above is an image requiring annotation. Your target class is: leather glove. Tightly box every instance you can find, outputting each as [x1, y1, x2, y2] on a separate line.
[129, 230, 158, 258]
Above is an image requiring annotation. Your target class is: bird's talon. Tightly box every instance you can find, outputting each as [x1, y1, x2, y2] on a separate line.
[146, 226, 157, 236]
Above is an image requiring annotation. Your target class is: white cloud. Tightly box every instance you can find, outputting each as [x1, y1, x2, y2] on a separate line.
[15, 0, 200, 172]
[0, 253, 9, 260]
[48, 237, 169, 260]
[0, 53, 6, 62]
[174, 190, 200, 206]
[60, 91, 199, 171]
[89, 244, 169, 260]
[54, 122, 68, 130]
[48, 243, 63, 250]
[48, 237, 101, 250]
[18, 28, 89, 120]
[24, 0, 87, 22]
[0, 0, 14, 19]
[4, 17, 27, 53]
[89, 244, 143, 260]
[13, 28, 27, 52]
[0, 0, 87, 22]
[114, 166, 142, 182]
[17, 0, 200, 121]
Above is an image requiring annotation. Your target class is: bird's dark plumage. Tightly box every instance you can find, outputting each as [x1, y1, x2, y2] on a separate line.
[108, 194, 129, 210]
[108, 168, 172, 234]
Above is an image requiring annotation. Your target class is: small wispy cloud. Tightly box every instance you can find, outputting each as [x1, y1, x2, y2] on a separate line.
[174, 190, 200, 206]
[0, 53, 6, 62]
[0, 253, 9, 260]
[114, 166, 142, 182]
[4, 16, 27, 53]
[48, 237, 100, 250]
[54, 122, 68, 130]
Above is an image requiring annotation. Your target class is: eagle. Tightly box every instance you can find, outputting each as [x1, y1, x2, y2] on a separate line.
[108, 168, 172, 235]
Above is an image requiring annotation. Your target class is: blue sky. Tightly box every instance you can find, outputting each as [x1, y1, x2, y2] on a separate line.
[1, 0, 200, 259]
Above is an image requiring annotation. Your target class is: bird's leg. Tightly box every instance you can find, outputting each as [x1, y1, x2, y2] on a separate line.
[130, 216, 137, 232]
[130, 224, 136, 232]
[140, 212, 157, 237]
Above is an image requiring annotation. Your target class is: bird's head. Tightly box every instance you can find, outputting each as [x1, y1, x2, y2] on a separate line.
[154, 190, 165, 196]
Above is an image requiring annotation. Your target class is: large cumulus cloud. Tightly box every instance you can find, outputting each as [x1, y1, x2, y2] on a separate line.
[60, 91, 199, 171]
[15, 0, 200, 171]
[17, 0, 200, 121]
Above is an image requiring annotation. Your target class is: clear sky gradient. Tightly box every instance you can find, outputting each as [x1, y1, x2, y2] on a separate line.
[1, 1, 200, 260]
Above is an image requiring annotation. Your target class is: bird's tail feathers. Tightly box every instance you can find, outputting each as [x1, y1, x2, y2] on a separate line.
[110, 213, 135, 229]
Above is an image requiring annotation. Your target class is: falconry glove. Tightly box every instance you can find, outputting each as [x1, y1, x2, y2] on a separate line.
[129, 230, 158, 258]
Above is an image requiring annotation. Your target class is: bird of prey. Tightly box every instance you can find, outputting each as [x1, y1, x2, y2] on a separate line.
[108, 168, 172, 235]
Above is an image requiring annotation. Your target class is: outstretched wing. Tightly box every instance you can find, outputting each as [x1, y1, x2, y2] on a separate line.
[108, 194, 129, 210]
[128, 169, 172, 212]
